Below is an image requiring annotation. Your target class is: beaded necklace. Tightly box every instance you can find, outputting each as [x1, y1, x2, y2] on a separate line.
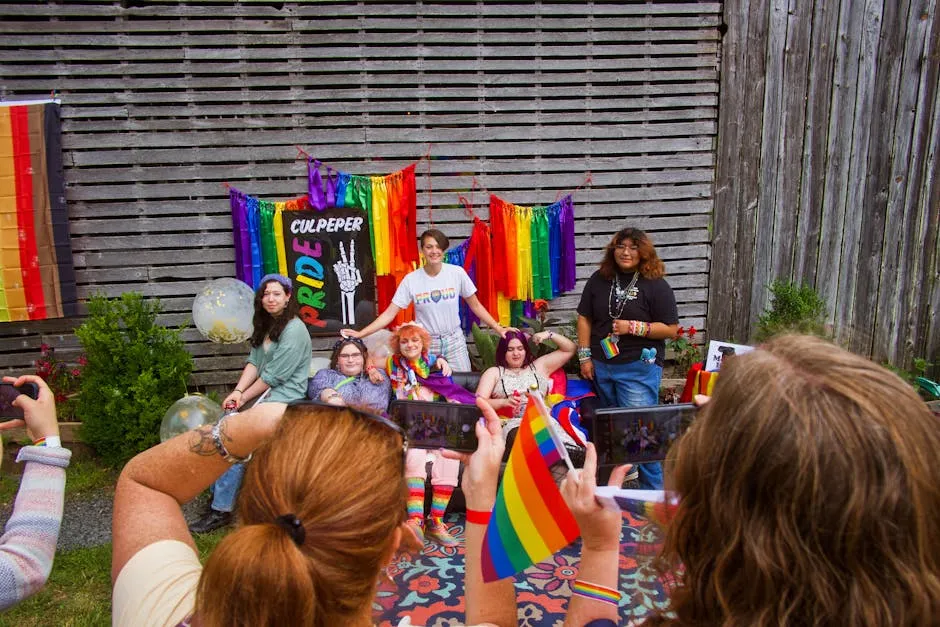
[608, 271, 640, 320]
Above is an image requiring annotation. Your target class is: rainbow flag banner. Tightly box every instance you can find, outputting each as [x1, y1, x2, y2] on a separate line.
[0, 100, 76, 322]
[481, 398, 580, 582]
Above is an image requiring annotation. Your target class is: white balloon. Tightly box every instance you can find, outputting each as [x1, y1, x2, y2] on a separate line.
[193, 278, 255, 343]
[160, 394, 223, 442]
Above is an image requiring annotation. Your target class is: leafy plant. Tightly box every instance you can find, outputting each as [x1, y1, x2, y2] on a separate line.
[666, 326, 703, 377]
[34, 344, 86, 421]
[470, 323, 500, 371]
[755, 280, 828, 342]
[75, 293, 193, 466]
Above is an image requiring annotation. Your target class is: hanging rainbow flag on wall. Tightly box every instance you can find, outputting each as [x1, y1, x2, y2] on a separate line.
[0, 101, 76, 322]
[481, 399, 581, 582]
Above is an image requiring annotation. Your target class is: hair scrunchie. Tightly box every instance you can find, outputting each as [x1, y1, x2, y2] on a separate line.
[275, 513, 306, 547]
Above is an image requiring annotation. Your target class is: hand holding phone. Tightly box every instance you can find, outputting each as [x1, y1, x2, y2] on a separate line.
[0, 375, 59, 440]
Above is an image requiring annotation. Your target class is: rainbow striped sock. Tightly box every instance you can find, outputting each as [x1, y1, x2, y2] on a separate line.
[407, 477, 425, 520]
[430, 484, 454, 521]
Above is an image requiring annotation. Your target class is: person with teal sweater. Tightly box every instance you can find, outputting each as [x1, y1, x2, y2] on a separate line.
[189, 274, 311, 534]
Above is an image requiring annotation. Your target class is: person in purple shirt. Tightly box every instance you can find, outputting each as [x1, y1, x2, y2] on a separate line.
[307, 337, 390, 414]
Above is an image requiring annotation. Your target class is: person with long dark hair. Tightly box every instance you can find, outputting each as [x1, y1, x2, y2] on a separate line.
[189, 274, 312, 534]
[561, 335, 940, 626]
[576, 227, 678, 489]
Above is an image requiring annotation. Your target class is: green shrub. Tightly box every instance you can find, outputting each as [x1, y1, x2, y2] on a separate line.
[75, 293, 193, 466]
[755, 280, 829, 342]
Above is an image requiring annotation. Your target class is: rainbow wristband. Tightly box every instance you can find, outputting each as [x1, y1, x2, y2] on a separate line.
[572, 580, 621, 606]
[32, 436, 62, 448]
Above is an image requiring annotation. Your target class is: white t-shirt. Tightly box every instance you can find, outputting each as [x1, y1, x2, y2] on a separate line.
[391, 263, 476, 336]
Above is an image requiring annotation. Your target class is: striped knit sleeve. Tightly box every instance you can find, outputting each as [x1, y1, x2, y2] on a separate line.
[0, 445, 71, 610]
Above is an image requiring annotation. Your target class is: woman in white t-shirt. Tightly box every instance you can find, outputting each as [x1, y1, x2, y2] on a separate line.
[344, 229, 509, 371]
[111, 401, 517, 627]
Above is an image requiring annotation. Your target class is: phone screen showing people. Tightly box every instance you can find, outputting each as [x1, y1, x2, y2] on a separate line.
[388, 400, 482, 452]
[0, 383, 39, 421]
[593, 403, 697, 465]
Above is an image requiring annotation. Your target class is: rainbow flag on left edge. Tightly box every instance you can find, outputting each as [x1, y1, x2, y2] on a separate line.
[481, 400, 580, 582]
[0, 100, 76, 322]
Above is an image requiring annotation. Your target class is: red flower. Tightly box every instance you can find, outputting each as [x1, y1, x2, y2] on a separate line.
[71, 368, 81, 377]
[78, 355, 88, 366]
[533, 299, 549, 312]
[40, 343, 50, 355]
[688, 326, 697, 338]
[407, 574, 440, 594]
[676, 326, 685, 337]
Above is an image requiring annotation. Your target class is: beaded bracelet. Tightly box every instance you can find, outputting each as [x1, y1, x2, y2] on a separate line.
[577, 347, 592, 363]
[572, 579, 621, 607]
[212, 416, 253, 465]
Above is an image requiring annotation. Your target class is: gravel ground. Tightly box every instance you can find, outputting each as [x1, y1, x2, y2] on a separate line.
[1, 488, 212, 552]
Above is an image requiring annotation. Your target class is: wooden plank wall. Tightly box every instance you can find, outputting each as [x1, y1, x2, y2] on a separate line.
[0, 1, 721, 388]
[711, 0, 940, 369]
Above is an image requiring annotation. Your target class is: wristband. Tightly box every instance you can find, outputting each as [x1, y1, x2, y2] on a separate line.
[365, 364, 377, 373]
[572, 579, 621, 606]
[466, 508, 492, 525]
[234, 389, 244, 394]
[577, 347, 592, 363]
[32, 436, 62, 448]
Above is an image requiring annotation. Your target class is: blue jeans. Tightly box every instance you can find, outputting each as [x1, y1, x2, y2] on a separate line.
[593, 359, 664, 490]
[211, 463, 246, 513]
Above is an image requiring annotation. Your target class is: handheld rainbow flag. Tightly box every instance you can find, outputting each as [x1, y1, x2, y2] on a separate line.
[481, 392, 580, 582]
[594, 487, 678, 526]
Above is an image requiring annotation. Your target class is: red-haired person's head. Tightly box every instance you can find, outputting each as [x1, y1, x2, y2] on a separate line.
[195, 404, 407, 626]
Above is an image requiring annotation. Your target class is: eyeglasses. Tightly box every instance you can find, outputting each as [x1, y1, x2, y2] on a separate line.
[286, 400, 407, 474]
[338, 352, 363, 359]
[613, 244, 639, 252]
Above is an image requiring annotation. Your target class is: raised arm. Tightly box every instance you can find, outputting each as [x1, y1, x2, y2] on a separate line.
[0, 375, 70, 610]
[561, 445, 630, 626]
[442, 398, 516, 626]
[342, 303, 401, 339]
[531, 330, 576, 377]
[111, 403, 286, 582]
[464, 294, 508, 338]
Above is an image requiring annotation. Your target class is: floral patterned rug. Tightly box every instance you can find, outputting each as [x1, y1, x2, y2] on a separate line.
[374, 512, 671, 627]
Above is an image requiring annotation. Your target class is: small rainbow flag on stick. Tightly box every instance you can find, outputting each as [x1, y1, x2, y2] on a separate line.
[481, 392, 580, 582]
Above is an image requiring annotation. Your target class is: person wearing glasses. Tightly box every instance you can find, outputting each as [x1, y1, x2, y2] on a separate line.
[112, 400, 518, 627]
[307, 337, 391, 414]
[189, 274, 312, 535]
[558, 335, 940, 626]
[342, 228, 510, 372]
[576, 228, 678, 490]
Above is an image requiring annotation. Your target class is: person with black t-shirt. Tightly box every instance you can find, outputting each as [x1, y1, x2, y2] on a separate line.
[576, 227, 679, 489]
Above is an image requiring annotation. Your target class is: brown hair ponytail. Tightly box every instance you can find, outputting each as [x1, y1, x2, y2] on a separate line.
[195, 405, 407, 626]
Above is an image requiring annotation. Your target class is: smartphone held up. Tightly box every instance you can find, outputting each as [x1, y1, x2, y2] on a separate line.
[388, 399, 483, 452]
[594, 403, 697, 466]
[0, 382, 40, 422]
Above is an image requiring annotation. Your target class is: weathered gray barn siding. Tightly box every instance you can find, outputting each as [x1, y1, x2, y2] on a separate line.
[711, 0, 939, 369]
[0, 1, 720, 386]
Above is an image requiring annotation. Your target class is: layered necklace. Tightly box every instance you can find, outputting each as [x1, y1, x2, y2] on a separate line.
[608, 271, 640, 320]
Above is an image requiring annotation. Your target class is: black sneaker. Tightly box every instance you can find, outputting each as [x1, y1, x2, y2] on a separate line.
[188, 509, 233, 534]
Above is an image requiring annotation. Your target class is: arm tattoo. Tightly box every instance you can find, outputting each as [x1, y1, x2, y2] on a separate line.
[188, 424, 218, 457]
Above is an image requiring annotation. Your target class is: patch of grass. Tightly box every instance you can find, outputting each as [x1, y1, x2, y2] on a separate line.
[0, 528, 232, 626]
[64, 460, 118, 497]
